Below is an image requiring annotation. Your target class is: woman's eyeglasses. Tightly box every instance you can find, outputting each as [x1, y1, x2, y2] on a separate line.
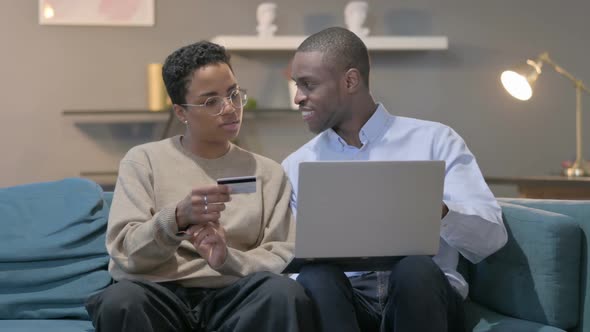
[180, 89, 248, 116]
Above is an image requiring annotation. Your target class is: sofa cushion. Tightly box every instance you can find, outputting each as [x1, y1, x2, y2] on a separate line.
[0, 178, 111, 320]
[465, 302, 566, 332]
[0, 319, 94, 332]
[469, 202, 581, 329]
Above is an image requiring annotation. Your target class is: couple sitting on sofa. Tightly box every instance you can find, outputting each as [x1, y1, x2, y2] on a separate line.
[87, 27, 507, 332]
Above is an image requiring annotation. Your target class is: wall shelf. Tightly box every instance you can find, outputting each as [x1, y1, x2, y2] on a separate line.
[63, 108, 295, 122]
[62, 108, 298, 139]
[210, 35, 449, 51]
[62, 109, 170, 124]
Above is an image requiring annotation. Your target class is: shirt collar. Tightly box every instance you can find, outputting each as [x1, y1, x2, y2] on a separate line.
[325, 103, 392, 150]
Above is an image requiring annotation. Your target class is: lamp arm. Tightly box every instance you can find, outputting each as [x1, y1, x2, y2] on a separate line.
[538, 52, 588, 175]
[539, 52, 590, 95]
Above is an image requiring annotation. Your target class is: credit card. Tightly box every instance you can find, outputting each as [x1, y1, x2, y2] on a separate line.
[217, 176, 257, 194]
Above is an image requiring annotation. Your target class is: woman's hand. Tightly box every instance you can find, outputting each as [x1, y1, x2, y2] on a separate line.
[175, 185, 231, 230]
[187, 222, 228, 268]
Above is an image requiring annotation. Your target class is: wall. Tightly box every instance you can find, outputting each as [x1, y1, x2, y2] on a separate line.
[1, 0, 589, 197]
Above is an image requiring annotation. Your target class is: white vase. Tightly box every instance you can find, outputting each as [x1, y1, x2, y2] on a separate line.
[344, 1, 370, 38]
[256, 3, 277, 37]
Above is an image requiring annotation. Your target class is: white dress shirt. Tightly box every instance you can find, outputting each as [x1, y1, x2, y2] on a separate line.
[281, 104, 507, 299]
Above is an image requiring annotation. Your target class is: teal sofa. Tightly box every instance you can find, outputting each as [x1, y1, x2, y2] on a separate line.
[0, 178, 587, 331]
[465, 198, 589, 332]
[0, 178, 111, 332]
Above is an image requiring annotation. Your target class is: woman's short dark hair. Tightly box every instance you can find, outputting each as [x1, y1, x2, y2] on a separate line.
[162, 41, 232, 105]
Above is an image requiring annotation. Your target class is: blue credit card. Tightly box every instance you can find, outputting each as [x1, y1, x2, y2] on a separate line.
[217, 176, 257, 194]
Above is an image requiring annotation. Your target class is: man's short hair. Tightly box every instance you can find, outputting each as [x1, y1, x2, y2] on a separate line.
[162, 41, 232, 105]
[297, 27, 370, 86]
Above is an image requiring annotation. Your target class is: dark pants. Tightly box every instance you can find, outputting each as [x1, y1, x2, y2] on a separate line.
[86, 271, 318, 332]
[297, 256, 466, 332]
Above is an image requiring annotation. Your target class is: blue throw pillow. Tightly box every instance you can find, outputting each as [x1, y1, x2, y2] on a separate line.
[469, 202, 581, 329]
[0, 178, 112, 320]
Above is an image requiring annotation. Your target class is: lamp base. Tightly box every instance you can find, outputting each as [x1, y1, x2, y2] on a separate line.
[562, 165, 590, 177]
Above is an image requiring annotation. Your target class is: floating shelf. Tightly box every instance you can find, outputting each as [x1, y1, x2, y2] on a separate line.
[62, 108, 297, 125]
[210, 35, 448, 51]
[62, 109, 170, 124]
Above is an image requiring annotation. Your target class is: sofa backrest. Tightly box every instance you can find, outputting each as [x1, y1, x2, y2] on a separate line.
[0, 178, 112, 320]
[469, 198, 585, 330]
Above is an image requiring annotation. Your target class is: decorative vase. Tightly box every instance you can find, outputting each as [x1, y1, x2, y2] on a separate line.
[147, 63, 170, 111]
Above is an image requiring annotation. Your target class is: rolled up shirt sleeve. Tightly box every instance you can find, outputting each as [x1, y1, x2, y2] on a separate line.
[436, 127, 507, 263]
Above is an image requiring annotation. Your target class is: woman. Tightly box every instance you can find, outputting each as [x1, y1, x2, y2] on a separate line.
[85, 41, 317, 332]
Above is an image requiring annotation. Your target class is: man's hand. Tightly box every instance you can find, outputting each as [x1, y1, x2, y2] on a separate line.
[187, 222, 228, 268]
[175, 185, 231, 230]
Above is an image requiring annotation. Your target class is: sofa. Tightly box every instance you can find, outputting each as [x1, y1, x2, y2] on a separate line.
[0, 177, 587, 331]
[464, 197, 588, 332]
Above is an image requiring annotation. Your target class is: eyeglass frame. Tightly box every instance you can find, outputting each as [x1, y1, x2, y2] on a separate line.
[179, 88, 248, 116]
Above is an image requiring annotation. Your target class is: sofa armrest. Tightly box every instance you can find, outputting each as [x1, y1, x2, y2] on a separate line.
[468, 202, 581, 330]
[498, 198, 590, 332]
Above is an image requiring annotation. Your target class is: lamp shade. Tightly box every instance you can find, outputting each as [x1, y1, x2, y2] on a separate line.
[500, 52, 590, 177]
[501, 59, 542, 101]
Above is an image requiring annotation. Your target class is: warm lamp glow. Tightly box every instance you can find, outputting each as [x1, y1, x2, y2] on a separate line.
[43, 4, 55, 19]
[501, 70, 533, 101]
[501, 52, 590, 177]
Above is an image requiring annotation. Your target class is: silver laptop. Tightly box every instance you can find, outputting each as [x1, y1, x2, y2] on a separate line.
[283, 160, 445, 273]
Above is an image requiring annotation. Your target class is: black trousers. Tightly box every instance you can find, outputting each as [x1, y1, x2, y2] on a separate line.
[86, 271, 318, 332]
[297, 256, 466, 332]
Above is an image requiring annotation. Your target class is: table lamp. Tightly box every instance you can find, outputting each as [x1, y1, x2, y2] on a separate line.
[501, 52, 590, 177]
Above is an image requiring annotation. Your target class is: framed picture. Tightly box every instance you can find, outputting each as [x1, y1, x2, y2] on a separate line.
[38, 0, 155, 26]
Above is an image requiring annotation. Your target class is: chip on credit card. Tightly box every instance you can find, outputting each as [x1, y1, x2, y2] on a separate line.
[217, 176, 257, 194]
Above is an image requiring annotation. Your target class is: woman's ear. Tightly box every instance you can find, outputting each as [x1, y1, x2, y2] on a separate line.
[173, 104, 186, 123]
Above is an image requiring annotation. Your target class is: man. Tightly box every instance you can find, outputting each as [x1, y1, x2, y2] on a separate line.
[282, 27, 508, 332]
[85, 41, 317, 332]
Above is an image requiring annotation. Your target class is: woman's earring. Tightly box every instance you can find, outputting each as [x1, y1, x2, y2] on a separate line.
[183, 120, 188, 125]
